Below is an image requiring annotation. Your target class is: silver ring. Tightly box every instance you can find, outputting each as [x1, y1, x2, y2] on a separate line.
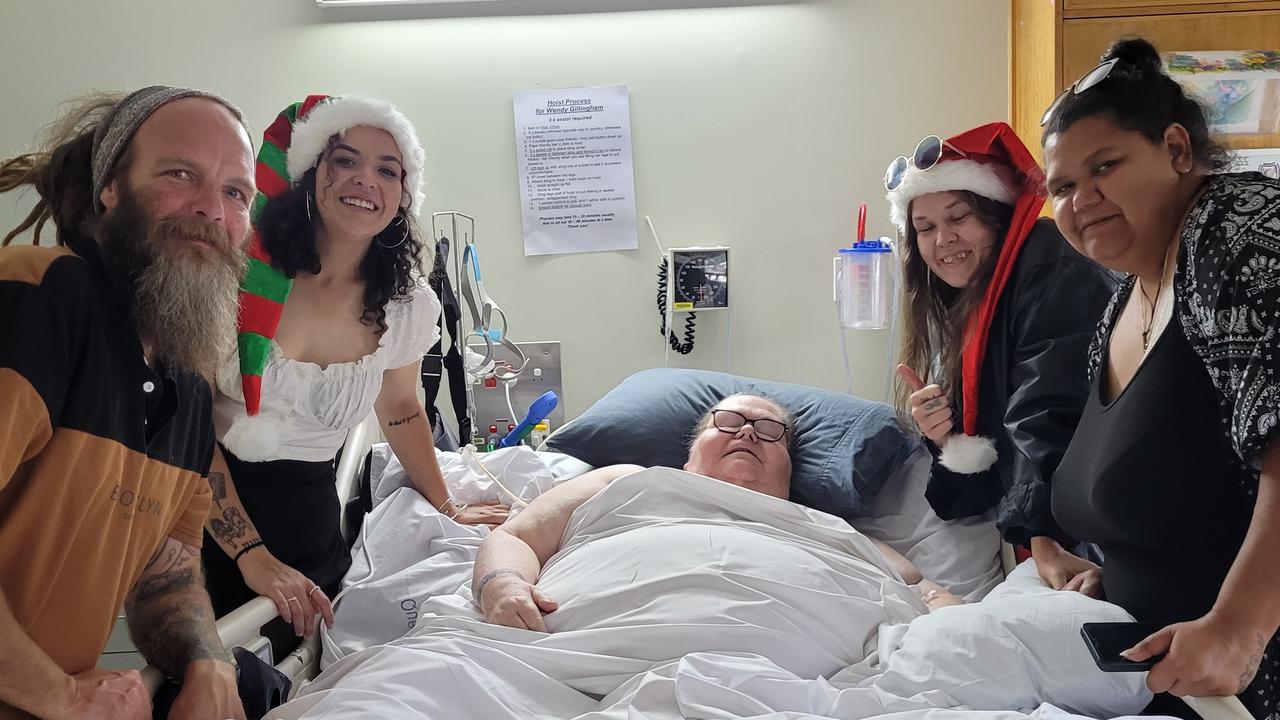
[285, 596, 301, 605]
[307, 586, 323, 598]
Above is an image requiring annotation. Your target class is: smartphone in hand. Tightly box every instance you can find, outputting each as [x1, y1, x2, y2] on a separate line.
[1081, 622, 1166, 672]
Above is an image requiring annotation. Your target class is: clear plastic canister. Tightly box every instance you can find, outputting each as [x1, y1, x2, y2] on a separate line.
[837, 240, 893, 330]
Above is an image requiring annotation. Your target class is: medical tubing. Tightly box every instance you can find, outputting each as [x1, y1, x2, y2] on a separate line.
[835, 285, 854, 395]
[464, 446, 530, 507]
[503, 379, 518, 426]
[884, 238, 902, 402]
[725, 308, 732, 373]
[657, 257, 696, 355]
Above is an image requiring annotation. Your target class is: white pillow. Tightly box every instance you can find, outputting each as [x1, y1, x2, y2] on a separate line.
[850, 447, 1003, 601]
[868, 561, 1152, 717]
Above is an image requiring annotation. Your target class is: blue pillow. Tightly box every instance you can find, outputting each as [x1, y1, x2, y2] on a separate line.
[545, 368, 918, 518]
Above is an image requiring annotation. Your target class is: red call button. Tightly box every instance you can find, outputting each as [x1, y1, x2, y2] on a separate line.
[483, 376, 498, 388]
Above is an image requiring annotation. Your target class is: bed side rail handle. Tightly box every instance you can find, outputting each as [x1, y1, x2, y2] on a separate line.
[1186, 695, 1256, 720]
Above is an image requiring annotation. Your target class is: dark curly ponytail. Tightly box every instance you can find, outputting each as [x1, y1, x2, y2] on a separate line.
[1041, 37, 1231, 172]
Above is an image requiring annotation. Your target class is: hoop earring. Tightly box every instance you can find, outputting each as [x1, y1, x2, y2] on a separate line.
[377, 213, 409, 249]
[305, 190, 313, 224]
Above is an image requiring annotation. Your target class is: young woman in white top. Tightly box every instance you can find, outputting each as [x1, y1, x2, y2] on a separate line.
[202, 96, 507, 643]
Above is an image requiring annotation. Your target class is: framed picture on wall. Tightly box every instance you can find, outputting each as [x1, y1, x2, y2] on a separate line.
[1229, 148, 1280, 181]
[1165, 50, 1280, 150]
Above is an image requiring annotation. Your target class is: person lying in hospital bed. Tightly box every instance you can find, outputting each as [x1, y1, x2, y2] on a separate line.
[275, 393, 1153, 719]
[473, 392, 962, 632]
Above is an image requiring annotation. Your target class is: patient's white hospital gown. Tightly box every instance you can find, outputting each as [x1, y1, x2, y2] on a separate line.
[271, 469, 1155, 720]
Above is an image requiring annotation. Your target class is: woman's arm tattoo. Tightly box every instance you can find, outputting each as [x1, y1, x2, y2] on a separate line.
[388, 411, 421, 428]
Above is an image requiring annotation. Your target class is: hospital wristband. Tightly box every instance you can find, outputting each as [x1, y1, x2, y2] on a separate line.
[233, 539, 264, 562]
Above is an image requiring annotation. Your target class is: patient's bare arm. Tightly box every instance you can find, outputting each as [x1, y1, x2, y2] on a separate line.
[869, 539, 963, 610]
[917, 578, 964, 610]
[473, 464, 643, 630]
[871, 539, 923, 585]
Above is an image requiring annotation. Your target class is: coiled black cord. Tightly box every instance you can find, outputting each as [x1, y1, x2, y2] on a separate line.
[657, 258, 696, 355]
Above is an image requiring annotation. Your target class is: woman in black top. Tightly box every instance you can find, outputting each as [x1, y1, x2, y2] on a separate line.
[1043, 38, 1277, 718]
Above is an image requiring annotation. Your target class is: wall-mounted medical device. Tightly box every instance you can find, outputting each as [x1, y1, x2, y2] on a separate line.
[667, 246, 730, 312]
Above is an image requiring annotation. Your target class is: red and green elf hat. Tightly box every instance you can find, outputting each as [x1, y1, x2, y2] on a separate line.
[236, 95, 329, 416]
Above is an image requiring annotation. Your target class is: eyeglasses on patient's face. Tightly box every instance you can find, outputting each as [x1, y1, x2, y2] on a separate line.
[710, 409, 789, 443]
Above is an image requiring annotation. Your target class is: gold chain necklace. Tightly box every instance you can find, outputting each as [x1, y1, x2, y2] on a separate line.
[1139, 277, 1162, 352]
[1139, 241, 1175, 352]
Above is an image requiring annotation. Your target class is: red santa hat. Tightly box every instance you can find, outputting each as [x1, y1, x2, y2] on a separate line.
[887, 122, 1048, 474]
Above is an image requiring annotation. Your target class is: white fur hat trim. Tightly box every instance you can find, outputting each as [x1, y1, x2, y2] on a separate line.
[887, 159, 1019, 234]
[939, 433, 999, 474]
[286, 96, 426, 214]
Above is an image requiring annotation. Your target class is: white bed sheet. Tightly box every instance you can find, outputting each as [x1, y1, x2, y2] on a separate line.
[288, 468, 1163, 720]
[850, 446, 1003, 602]
[371, 442, 1002, 601]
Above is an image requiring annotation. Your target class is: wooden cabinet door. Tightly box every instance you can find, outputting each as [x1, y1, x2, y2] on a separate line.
[1062, 11, 1280, 79]
[1062, 12, 1280, 148]
[1065, 1, 1280, 15]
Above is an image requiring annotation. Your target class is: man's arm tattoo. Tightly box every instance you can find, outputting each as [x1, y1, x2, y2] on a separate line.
[387, 411, 420, 428]
[126, 538, 229, 677]
[473, 568, 526, 604]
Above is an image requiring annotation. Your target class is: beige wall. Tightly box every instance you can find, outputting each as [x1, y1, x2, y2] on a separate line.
[0, 0, 1008, 419]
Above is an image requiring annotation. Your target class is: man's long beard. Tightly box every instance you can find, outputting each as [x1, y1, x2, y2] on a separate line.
[99, 189, 246, 380]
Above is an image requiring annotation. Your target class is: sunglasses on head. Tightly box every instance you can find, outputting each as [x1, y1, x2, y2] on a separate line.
[1041, 58, 1120, 127]
[884, 134, 969, 192]
[710, 409, 789, 443]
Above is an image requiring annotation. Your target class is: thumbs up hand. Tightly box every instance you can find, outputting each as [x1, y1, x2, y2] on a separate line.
[896, 364, 955, 447]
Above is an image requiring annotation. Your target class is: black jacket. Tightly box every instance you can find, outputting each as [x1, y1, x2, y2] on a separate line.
[924, 218, 1117, 547]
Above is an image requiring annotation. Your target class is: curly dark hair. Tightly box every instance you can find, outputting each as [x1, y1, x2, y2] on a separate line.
[256, 162, 425, 334]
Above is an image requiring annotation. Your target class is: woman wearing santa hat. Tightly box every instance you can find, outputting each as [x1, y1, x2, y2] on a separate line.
[1043, 37, 1277, 717]
[886, 122, 1116, 589]
[202, 95, 508, 647]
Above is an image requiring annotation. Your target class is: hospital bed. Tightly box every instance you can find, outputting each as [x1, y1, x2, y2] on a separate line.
[139, 370, 1256, 720]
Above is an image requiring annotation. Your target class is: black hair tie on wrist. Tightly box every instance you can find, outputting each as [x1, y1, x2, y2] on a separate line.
[233, 539, 264, 562]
